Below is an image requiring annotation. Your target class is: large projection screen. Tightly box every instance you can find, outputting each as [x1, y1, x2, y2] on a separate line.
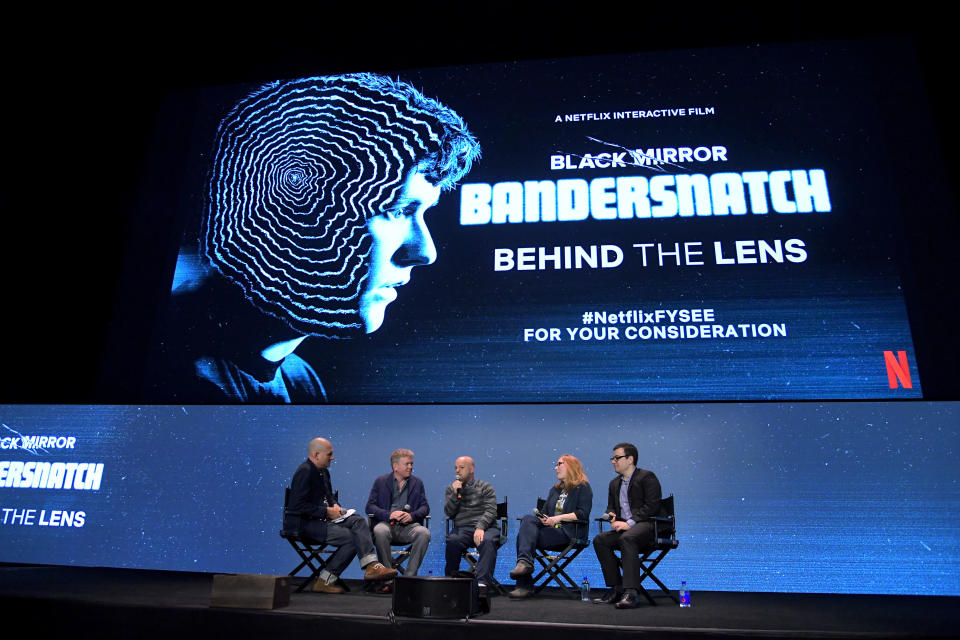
[117, 38, 950, 405]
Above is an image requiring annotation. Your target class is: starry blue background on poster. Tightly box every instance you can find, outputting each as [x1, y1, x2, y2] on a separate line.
[1, 402, 956, 595]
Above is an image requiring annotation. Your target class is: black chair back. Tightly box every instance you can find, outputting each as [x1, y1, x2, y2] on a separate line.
[282, 488, 338, 539]
[653, 494, 677, 547]
[281, 487, 299, 536]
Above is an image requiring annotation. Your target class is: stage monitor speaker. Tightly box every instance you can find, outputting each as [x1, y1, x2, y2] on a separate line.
[392, 575, 482, 619]
[211, 574, 290, 609]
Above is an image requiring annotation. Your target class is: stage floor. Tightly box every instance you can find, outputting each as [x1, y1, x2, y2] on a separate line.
[1, 565, 957, 639]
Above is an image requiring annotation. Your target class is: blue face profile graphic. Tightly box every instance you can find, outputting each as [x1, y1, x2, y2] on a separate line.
[204, 73, 480, 338]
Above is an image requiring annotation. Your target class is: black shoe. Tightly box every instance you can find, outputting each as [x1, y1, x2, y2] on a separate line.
[615, 592, 639, 609]
[592, 588, 621, 604]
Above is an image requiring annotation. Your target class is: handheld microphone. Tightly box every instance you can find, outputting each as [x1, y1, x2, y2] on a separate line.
[600, 513, 614, 522]
[455, 475, 462, 500]
[390, 505, 412, 526]
[533, 508, 546, 519]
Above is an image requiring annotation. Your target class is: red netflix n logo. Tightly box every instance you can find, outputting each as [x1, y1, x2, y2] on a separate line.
[883, 350, 913, 389]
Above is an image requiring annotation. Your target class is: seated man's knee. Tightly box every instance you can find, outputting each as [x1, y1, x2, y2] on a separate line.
[620, 536, 652, 556]
[480, 529, 500, 548]
[415, 526, 431, 542]
[620, 532, 652, 553]
[445, 542, 465, 562]
[593, 531, 614, 550]
[373, 521, 391, 543]
[345, 513, 367, 529]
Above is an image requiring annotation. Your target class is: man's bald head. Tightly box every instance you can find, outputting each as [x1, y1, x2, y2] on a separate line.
[308, 437, 330, 455]
[454, 456, 475, 483]
[308, 437, 334, 469]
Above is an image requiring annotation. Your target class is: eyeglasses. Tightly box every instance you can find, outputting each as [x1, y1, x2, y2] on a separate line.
[610, 455, 628, 462]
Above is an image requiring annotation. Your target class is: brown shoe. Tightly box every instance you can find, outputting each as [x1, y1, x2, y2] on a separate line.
[364, 562, 399, 582]
[509, 562, 533, 579]
[311, 579, 344, 594]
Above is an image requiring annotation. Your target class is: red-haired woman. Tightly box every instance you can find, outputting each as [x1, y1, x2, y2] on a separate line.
[509, 453, 593, 598]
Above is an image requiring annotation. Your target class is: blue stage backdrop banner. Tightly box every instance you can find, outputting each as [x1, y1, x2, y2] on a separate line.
[1, 402, 957, 595]
[139, 39, 938, 404]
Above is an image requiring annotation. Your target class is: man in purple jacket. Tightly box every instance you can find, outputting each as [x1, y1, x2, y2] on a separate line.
[366, 448, 431, 576]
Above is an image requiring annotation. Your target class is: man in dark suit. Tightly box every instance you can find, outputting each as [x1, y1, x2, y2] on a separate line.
[286, 437, 398, 593]
[592, 442, 662, 609]
[366, 448, 431, 578]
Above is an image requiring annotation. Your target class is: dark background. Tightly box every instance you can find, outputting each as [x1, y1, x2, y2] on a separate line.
[3, 9, 958, 403]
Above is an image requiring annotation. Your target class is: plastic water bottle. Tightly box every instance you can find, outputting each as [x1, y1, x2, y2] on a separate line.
[580, 576, 590, 601]
[679, 580, 691, 607]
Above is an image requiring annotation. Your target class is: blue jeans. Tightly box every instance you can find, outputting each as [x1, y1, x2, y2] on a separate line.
[445, 525, 500, 585]
[514, 514, 571, 588]
[319, 513, 378, 577]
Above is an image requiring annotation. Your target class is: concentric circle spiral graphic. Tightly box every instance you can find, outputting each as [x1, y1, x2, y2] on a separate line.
[204, 73, 469, 337]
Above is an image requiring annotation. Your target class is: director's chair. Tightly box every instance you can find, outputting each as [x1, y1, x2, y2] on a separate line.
[367, 514, 432, 576]
[280, 487, 348, 593]
[523, 497, 591, 598]
[596, 493, 679, 605]
[446, 496, 509, 595]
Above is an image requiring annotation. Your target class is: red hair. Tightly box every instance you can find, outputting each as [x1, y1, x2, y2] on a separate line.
[555, 453, 588, 490]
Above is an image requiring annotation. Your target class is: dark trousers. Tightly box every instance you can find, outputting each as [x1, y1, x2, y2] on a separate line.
[514, 513, 571, 588]
[445, 525, 500, 585]
[592, 522, 654, 590]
